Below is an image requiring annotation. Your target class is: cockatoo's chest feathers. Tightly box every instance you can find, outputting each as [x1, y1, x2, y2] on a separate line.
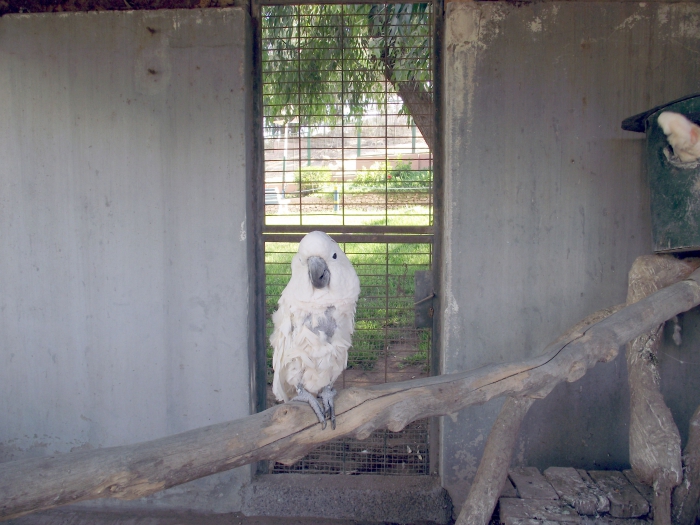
[297, 306, 337, 340]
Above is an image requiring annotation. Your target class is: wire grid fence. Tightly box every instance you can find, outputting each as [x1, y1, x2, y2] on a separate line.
[265, 242, 432, 475]
[262, 2, 434, 229]
[261, 2, 434, 475]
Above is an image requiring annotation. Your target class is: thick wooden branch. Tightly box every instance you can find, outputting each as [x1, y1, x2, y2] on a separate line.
[2, 267, 700, 522]
[454, 305, 623, 525]
[625, 256, 700, 525]
[455, 396, 536, 525]
[672, 404, 700, 525]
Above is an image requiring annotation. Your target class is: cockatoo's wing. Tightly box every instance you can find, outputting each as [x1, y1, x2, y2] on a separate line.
[658, 111, 700, 163]
[270, 301, 297, 402]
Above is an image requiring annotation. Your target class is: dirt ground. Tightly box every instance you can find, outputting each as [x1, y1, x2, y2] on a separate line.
[9, 508, 446, 525]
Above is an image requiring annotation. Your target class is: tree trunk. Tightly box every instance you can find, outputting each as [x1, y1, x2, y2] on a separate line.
[625, 255, 700, 525]
[673, 404, 700, 525]
[394, 79, 434, 152]
[2, 266, 700, 522]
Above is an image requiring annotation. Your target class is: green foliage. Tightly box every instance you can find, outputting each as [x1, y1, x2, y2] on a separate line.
[262, 3, 432, 129]
[350, 159, 432, 192]
[294, 166, 333, 193]
[347, 348, 380, 370]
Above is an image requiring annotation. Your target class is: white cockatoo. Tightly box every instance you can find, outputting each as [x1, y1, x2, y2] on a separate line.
[657, 111, 700, 163]
[270, 231, 360, 429]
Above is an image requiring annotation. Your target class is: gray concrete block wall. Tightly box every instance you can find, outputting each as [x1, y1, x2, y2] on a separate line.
[0, 8, 253, 511]
[441, 0, 700, 505]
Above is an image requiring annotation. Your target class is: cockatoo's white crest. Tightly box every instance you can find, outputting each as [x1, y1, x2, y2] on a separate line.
[270, 231, 360, 406]
[657, 111, 700, 163]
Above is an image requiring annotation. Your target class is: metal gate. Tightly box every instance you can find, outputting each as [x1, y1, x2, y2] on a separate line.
[260, 1, 435, 475]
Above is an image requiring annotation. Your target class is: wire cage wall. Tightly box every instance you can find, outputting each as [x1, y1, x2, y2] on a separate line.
[261, 1, 435, 475]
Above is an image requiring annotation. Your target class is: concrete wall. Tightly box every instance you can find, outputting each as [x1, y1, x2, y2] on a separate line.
[0, 8, 254, 511]
[441, 0, 700, 504]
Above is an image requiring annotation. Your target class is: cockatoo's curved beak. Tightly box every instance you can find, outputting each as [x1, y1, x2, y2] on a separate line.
[307, 256, 330, 289]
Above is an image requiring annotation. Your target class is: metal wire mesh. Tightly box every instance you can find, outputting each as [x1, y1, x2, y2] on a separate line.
[262, 2, 433, 230]
[261, 2, 434, 476]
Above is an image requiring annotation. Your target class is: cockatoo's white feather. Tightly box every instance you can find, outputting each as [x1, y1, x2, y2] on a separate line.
[657, 111, 700, 163]
[271, 231, 360, 403]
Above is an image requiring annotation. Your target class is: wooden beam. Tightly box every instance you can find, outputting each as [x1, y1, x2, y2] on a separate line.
[625, 255, 700, 525]
[2, 267, 700, 522]
[455, 396, 536, 525]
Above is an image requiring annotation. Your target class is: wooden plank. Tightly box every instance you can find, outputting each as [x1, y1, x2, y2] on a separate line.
[580, 518, 651, 525]
[544, 467, 599, 515]
[501, 518, 560, 525]
[499, 497, 580, 525]
[510, 467, 559, 500]
[502, 477, 519, 498]
[588, 470, 650, 518]
[576, 470, 611, 514]
[623, 469, 654, 514]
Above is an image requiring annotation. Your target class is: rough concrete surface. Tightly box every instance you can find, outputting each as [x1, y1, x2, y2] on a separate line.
[441, 0, 700, 503]
[6, 508, 433, 525]
[242, 475, 453, 525]
[0, 7, 254, 511]
[7, 508, 451, 525]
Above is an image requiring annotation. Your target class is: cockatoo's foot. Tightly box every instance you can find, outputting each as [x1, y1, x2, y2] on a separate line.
[293, 384, 327, 429]
[319, 385, 337, 430]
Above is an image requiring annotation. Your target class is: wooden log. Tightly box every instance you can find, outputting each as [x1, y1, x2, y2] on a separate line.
[455, 306, 619, 525]
[454, 396, 536, 525]
[625, 256, 700, 525]
[2, 267, 700, 521]
[672, 404, 700, 525]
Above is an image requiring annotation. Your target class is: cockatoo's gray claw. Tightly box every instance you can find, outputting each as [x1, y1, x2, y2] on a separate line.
[320, 385, 337, 430]
[293, 384, 327, 428]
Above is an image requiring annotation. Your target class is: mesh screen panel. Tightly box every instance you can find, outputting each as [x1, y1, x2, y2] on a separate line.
[262, 2, 434, 475]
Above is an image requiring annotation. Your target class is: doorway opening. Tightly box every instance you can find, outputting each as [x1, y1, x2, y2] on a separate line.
[260, 1, 437, 475]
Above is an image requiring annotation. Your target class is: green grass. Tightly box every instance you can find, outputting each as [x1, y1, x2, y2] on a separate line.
[399, 329, 431, 372]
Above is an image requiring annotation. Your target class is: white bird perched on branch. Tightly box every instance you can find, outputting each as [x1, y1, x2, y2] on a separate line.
[270, 231, 360, 429]
[657, 111, 700, 163]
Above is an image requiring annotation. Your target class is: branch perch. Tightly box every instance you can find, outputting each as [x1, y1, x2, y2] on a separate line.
[2, 267, 700, 522]
[626, 255, 700, 525]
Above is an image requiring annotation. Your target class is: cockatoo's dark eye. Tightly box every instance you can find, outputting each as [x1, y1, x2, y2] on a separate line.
[332, 253, 337, 259]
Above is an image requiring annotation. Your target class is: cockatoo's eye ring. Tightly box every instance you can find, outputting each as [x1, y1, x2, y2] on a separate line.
[332, 253, 337, 259]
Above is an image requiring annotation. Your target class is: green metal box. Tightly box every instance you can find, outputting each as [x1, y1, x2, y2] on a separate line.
[622, 94, 700, 253]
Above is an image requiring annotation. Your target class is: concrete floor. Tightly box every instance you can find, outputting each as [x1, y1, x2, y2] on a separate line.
[7, 509, 446, 525]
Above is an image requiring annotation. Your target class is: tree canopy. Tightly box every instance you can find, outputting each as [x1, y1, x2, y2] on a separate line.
[261, 3, 434, 150]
